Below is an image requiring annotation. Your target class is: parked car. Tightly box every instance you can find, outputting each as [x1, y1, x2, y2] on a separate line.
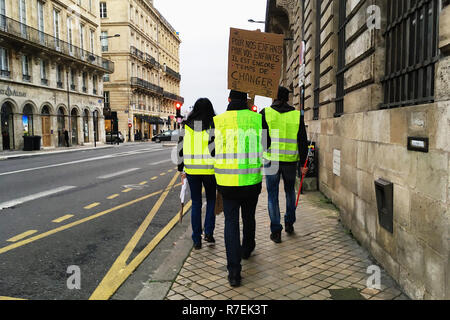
[151, 130, 179, 143]
[106, 131, 124, 143]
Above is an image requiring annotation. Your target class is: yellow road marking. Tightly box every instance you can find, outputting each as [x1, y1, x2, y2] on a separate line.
[0, 296, 26, 300]
[167, 169, 173, 173]
[52, 215, 74, 223]
[160, 172, 166, 176]
[90, 172, 180, 300]
[84, 202, 100, 210]
[7, 230, 38, 242]
[139, 181, 147, 185]
[0, 189, 167, 255]
[151, 177, 157, 180]
[107, 194, 119, 200]
[122, 188, 132, 193]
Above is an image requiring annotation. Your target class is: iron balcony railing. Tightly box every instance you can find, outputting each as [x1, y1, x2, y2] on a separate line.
[0, 14, 114, 73]
[130, 46, 159, 69]
[163, 91, 184, 103]
[130, 77, 164, 95]
[164, 65, 181, 81]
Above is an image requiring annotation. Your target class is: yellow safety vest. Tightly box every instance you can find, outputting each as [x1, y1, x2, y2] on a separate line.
[183, 125, 214, 175]
[263, 107, 300, 162]
[213, 110, 262, 186]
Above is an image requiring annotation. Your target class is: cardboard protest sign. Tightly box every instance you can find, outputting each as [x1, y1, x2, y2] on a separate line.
[228, 28, 284, 99]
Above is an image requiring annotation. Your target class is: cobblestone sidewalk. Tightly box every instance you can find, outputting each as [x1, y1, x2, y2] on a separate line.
[166, 182, 409, 300]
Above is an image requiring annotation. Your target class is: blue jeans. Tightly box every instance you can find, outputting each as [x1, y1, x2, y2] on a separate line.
[223, 196, 258, 274]
[186, 174, 216, 244]
[265, 163, 297, 233]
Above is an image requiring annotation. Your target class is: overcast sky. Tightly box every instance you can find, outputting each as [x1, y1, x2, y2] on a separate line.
[154, 0, 273, 115]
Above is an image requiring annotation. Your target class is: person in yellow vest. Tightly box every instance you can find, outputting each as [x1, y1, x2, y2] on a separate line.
[262, 86, 308, 243]
[209, 90, 263, 287]
[177, 98, 216, 250]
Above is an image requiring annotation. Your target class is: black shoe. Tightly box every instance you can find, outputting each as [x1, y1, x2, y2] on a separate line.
[228, 272, 241, 287]
[270, 232, 282, 243]
[285, 223, 294, 234]
[193, 242, 202, 250]
[242, 244, 255, 260]
[204, 234, 215, 243]
[242, 249, 253, 260]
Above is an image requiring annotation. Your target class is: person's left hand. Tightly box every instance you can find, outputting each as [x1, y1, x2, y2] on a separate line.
[301, 167, 308, 176]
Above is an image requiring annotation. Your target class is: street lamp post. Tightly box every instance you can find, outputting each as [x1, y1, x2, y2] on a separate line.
[248, 19, 265, 24]
[93, 110, 98, 148]
[100, 34, 120, 145]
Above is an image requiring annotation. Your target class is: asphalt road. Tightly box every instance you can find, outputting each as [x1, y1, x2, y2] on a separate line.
[0, 142, 191, 300]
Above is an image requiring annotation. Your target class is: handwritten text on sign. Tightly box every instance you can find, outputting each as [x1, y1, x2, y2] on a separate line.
[228, 28, 284, 99]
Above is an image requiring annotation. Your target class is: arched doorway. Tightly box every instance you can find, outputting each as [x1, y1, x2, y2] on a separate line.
[57, 107, 66, 147]
[1, 102, 14, 150]
[23, 104, 34, 136]
[71, 108, 78, 145]
[41, 105, 51, 147]
[83, 109, 89, 143]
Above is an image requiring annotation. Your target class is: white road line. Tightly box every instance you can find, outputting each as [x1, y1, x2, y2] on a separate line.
[98, 168, 140, 179]
[0, 155, 113, 177]
[0, 186, 76, 210]
[150, 159, 173, 165]
[0, 148, 171, 177]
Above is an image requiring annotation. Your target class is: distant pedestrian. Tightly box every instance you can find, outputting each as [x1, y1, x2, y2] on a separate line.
[261, 86, 308, 243]
[177, 98, 217, 250]
[210, 90, 263, 287]
[64, 130, 69, 147]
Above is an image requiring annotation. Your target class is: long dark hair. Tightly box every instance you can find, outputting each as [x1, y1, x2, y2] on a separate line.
[186, 98, 215, 130]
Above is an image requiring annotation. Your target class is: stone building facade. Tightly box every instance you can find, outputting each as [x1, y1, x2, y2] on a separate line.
[266, 0, 449, 299]
[100, 0, 183, 142]
[0, 0, 114, 151]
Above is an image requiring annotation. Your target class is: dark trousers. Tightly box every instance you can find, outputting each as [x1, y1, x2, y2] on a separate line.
[223, 195, 259, 275]
[186, 174, 216, 244]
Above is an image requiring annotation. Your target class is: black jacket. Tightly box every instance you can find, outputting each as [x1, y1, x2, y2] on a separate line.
[260, 100, 308, 171]
[208, 100, 262, 200]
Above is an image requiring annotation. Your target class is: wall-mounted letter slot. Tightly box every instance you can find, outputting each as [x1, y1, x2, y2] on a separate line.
[374, 179, 394, 234]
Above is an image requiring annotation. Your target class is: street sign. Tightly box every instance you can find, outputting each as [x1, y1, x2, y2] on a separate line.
[228, 28, 284, 99]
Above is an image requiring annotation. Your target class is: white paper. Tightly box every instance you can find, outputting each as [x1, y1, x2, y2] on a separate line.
[180, 177, 187, 204]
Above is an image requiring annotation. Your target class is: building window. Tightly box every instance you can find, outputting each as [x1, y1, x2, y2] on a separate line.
[23, 104, 34, 136]
[101, 31, 108, 51]
[67, 17, 73, 54]
[57, 65, 63, 88]
[70, 69, 76, 90]
[100, 2, 107, 18]
[90, 29, 95, 53]
[80, 24, 85, 53]
[19, 0, 27, 36]
[53, 9, 60, 50]
[93, 75, 97, 94]
[37, 1, 45, 44]
[381, 0, 440, 108]
[103, 61, 110, 82]
[82, 72, 87, 92]
[22, 55, 30, 81]
[40, 59, 47, 85]
[104, 91, 110, 109]
[0, 47, 9, 77]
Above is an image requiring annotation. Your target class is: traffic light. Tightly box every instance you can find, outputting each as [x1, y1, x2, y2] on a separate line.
[175, 102, 182, 118]
[251, 105, 258, 112]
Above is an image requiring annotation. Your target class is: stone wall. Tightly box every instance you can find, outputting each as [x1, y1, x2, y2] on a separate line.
[267, 0, 450, 299]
